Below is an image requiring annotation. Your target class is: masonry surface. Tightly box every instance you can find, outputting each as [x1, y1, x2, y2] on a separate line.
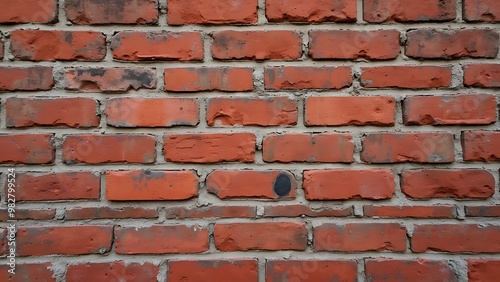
[0, 0, 499, 281]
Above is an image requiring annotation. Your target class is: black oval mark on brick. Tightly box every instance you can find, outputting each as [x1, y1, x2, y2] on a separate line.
[273, 173, 291, 197]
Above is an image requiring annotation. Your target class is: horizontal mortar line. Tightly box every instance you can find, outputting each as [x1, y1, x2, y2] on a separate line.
[9, 251, 500, 263]
[1, 59, 498, 67]
[1, 22, 499, 32]
[2, 217, 500, 226]
[1, 89, 499, 98]
[2, 163, 500, 170]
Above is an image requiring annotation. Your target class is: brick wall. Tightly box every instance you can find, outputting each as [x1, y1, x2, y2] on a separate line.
[0, 0, 499, 281]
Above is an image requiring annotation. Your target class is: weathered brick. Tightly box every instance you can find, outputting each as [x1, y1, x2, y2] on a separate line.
[13, 172, 100, 201]
[111, 31, 203, 61]
[106, 98, 199, 127]
[402, 170, 495, 199]
[403, 94, 497, 125]
[305, 96, 396, 126]
[406, 29, 499, 59]
[361, 133, 455, 163]
[106, 170, 199, 201]
[168, 0, 257, 24]
[303, 170, 394, 200]
[212, 31, 302, 60]
[65, 68, 157, 92]
[164, 67, 254, 92]
[6, 98, 100, 128]
[264, 67, 352, 90]
[263, 133, 354, 163]
[206, 97, 297, 126]
[309, 30, 401, 60]
[164, 133, 256, 163]
[206, 170, 297, 199]
[11, 30, 106, 61]
[115, 225, 209, 254]
[266, 0, 356, 22]
[0, 66, 53, 91]
[66, 0, 158, 24]
[363, 0, 456, 22]
[0, 134, 54, 164]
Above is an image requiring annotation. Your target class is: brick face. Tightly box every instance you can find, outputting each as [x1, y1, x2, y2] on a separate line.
[1, 0, 499, 279]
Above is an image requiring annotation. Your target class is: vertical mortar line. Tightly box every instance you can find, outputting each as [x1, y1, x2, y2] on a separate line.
[357, 258, 367, 282]
[58, 0, 67, 26]
[203, 32, 214, 65]
[104, 32, 114, 64]
[158, 0, 168, 27]
[356, 0, 365, 24]
[258, 257, 266, 282]
[457, 0, 464, 22]
[157, 258, 168, 282]
[257, 0, 267, 24]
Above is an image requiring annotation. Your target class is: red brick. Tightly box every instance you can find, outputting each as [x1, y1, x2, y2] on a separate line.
[264, 67, 352, 90]
[168, 260, 258, 281]
[66, 0, 158, 25]
[106, 170, 198, 201]
[0, 263, 55, 282]
[464, 0, 500, 22]
[0, 209, 55, 221]
[0, 66, 53, 91]
[266, 260, 357, 282]
[206, 97, 297, 126]
[65, 207, 158, 220]
[111, 31, 203, 61]
[263, 205, 353, 218]
[361, 133, 455, 163]
[13, 172, 100, 201]
[206, 170, 297, 199]
[464, 64, 500, 88]
[406, 29, 499, 59]
[164, 133, 255, 163]
[466, 206, 500, 217]
[309, 30, 401, 60]
[115, 225, 209, 254]
[66, 262, 159, 282]
[468, 260, 500, 281]
[0, 229, 6, 256]
[305, 96, 396, 126]
[212, 31, 302, 60]
[363, 0, 456, 22]
[6, 97, 99, 128]
[403, 94, 496, 125]
[11, 30, 106, 61]
[0, 134, 54, 164]
[361, 66, 452, 88]
[106, 98, 199, 127]
[215, 222, 307, 251]
[168, 0, 257, 25]
[17, 226, 113, 256]
[314, 223, 407, 252]
[303, 170, 394, 200]
[63, 134, 156, 164]
[266, 0, 356, 22]
[165, 206, 256, 219]
[412, 224, 500, 253]
[164, 67, 254, 92]
[65, 68, 156, 92]
[263, 133, 354, 163]
[402, 169, 495, 199]
[0, 0, 57, 23]
[365, 259, 458, 281]
[364, 206, 456, 218]
[462, 131, 500, 162]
